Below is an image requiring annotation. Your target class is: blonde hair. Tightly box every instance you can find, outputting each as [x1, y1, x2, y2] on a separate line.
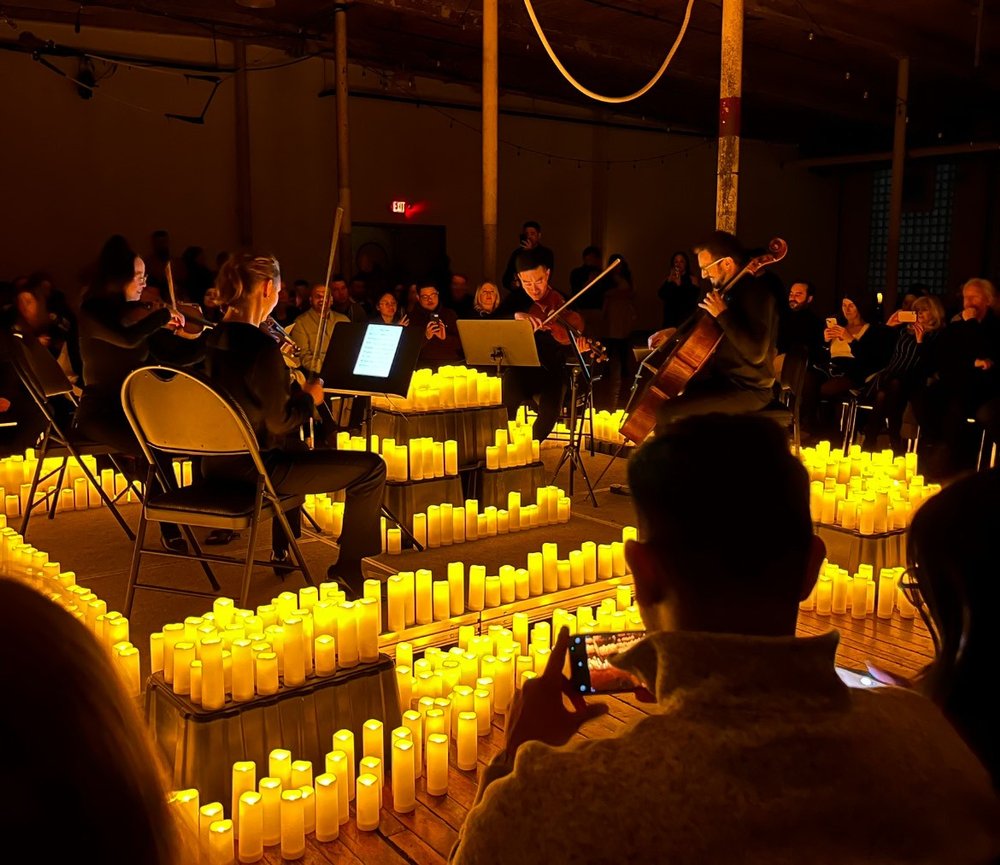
[911, 295, 945, 330]
[215, 253, 280, 310]
[0, 578, 190, 865]
[474, 281, 500, 313]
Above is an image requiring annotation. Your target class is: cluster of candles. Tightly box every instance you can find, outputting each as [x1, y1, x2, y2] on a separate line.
[484, 422, 539, 470]
[394, 487, 572, 555]
[334, 432, 462, 482]
[1, 513, 142, 695]
[802, 442, 940, 533]
[800, 561, 919, 619]
[371, 365, 503, 413]
[152, 584, 386, 707]
[383, 527, 637, 633]
[515, 406, 631, 448]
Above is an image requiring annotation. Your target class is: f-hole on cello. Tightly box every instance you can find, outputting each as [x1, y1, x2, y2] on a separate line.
[619, 237, 788, 444]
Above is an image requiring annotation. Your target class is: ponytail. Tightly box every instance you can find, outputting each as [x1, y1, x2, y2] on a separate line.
[215, 253, 280, 310]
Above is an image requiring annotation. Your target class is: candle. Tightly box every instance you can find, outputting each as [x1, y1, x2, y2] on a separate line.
[425, 733, 449, 796]
[391, 738, 416, 813]
[456, 711, 478, 771]
[474, 688, 492, 735]
[386, 574, 407, 633]
[258, 777, 282, 847]
[325, 750, 350, 820]
[356, 774, 380, 831]
[280, 789, 305, 861]
[299, 785, 316, 837]
[415, 569, 433, 624]
[468, 564, 486, 611]
[433, 580, 451, 620]
[526, 551, 543, 595]
[465, 498, 479, 541]
[269, 748, 292, 789]
[427, 504, 442, 548]
[440, 502, 454, 545]
[363, 718, 384, 765]
[208, 820, 234, 865]
[452, 505, 466, 544]
[485, 445, 500, 470]
[255, 652, 279, 696]
[877, 569, 896, 618]
[231, 761, 256, 838]
[338, 602, 359, 667]
[314, 774, 339, 842]
[402, 710, 423, 778]
[333, 729, 356, 798]
[484, 576, 501, 608]
[816, 575, 833, 615]
[201, 637, 226, 711]
[315, 634, 337, 676]
[387, 528, 402, 554]
[237, 791, 263, 862]
[200, 801, 226, 857]
[358, 597, 379, 662]
[359, 755, 383, 809]
[446, 561, 465, 616]
[412, 513, 428, 549]
[507, 491, 521, 532]
[444, 440, 459, 475]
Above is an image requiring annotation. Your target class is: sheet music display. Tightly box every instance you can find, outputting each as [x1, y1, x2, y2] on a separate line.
[353, 325, 403, 378]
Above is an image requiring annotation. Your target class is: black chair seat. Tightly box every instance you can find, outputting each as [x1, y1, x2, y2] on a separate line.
[145, 482, 303, 525]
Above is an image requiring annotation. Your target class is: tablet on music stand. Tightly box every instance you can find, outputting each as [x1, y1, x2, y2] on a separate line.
[319, 322, 424, 397]
[456, 319, 541, 374]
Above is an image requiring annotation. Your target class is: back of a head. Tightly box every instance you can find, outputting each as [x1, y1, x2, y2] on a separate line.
[693, 230, 745, 265]
[908, 470, 1000, 784]
[88, 234, 136, 300]
[215, 252, 279, 310]
[0, 579, 183, 864]
[627, 414, 812, 605]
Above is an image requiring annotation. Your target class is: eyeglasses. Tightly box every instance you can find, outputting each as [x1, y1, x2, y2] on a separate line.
[134, 273, 148, 284]
[699, 256, 727, 276]
[418, 292, 438, 300]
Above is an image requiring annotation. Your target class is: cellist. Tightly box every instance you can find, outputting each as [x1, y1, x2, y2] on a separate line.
[498, 247, 592, 442]
[641, 230, 783, 434]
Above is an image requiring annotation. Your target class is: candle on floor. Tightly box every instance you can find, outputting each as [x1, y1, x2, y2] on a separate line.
[474, 688, 492, 735]
[333, 729, 356, 798]
[314, 774, 339, 842]
[232, 761, 256, 838]
[258, 777, 282, 847]
[456, 711, 478, 771]
[279, 789, 305, 860]
[269, 749, 292, 790]
[200, 801, 225, 857]
[355, 774, 380, 831]
[299, 784, 316, 836]
[877, 568, 896, 618]
[425, 733, 449, 796]
[237, 791, 263, 862]
[391, 738, 416, 813]
[325, 750, 350, 821]
[402, 710, 423, 778]
[208, 820, 234, 865]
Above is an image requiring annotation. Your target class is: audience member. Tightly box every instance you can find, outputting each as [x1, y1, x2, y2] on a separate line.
[472, 281, 501, 318]
[0, 578, 193, 864]
[569, 246, 604, 308]
[178, 246, 214, 307]
[450, 413, 1000, 864]
[372, 290, 408, 326]
[407, 283, 464, 369]
[502, 220, 554, 293]
[291, 283, 349, 377]
[349, 277, 374, 318]
[328, 274, 368, 323]
[446, 273, 475, 319]
[776, 280, 825, 375]
[657, 250, 699, 329]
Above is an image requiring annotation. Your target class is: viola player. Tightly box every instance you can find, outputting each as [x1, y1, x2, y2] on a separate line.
[498, 247, 590, 443]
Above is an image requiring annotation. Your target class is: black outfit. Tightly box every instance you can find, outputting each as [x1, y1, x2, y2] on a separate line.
[74, 295, 206, 540]
[653, 270, 782, 432]
[777, 306, 826, 368]
[203, 322, 386, 586]
[569, 263, 604, 310]
[497, 287, 577, 443]
[912, 312, 1000, 477]
[658, 276, 700, 329]
[502, 243, 555, 293]
[448, 295, 476, 320]
[408, 304, 465, 369]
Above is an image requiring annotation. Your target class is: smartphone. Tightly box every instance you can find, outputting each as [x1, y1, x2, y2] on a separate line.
[826, 317, 838, 328]
[568, 631, 646, 694]
[835, 666, 886, 689]
[897, 310, 917, 323]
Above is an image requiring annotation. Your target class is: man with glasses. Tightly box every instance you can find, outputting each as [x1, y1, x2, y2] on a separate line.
[408, 282, 464, 369]
[640, 230, 783, 435]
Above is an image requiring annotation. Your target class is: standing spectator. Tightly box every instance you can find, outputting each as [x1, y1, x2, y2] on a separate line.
[569, 245, 604, 305]
[658, 250, 699, 329]
[502, 220, 554, 293]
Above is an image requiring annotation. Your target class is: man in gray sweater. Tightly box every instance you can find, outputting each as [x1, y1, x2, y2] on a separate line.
[451, 413, 1000, 865]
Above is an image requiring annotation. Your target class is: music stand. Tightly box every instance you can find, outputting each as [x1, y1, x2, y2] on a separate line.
[456, 319, 541, 377]
[319, 322, 426, 550]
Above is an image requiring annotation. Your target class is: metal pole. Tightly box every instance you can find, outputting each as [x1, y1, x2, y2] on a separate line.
[885, 57, 909, 315]
[335, 7, 353, 279]
[234, 40, 253, 247]
[482, 0, 499, 282]
[716, 0, 743, 234]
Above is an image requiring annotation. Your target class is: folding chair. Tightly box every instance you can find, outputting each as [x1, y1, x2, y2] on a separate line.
[757, 344, 809, 454]
[120, 366, 314, 615]
[8, 333, 136, 540]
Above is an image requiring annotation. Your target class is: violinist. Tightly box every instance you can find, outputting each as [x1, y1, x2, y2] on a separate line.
[498, 247, 590, 443]
[203, 253, 386, 593]
[75, 234, 206, 553]
[642, 230, 782, 433]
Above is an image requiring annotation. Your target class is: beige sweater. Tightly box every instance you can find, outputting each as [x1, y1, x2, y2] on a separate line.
[451, 630, 1000, 865]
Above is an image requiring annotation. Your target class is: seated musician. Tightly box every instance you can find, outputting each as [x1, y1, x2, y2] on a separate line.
[498, 248, 590, 443]
[643, 231, 782, 434]
[203, 252, 386, 593]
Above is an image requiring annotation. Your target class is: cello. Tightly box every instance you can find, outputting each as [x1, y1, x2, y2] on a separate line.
[619, 237, 787, 443]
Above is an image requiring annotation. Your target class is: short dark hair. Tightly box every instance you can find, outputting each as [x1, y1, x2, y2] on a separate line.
[792, 281, 816, 298]
[514, 247, 549, 274]
[328, 273, 346, 285]
[522, 220, 541, 232]
[627, 414, 812, 594]
[693, 230, 745, 266]
[583, 245, 601, 258]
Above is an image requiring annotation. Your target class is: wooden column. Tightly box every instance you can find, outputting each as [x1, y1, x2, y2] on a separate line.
[335, 6, 353, 278]
[716, 0, 743, 234]
[482, 0, 499, 282]
[234, 40, 253, 247]
[885, 57, 909, 315]
[590, 111, 609, 260]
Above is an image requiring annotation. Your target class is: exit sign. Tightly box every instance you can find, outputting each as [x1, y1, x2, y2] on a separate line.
[391, 200, 407, 214]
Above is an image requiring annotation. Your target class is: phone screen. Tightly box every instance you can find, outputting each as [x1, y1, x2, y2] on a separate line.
[835, 666, 886, 689]
[568, 631, 646, 694]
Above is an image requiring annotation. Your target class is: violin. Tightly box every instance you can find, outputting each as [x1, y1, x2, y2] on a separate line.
[122, 298, 213, 335]
[526, 290, 608, 363]
[260, 315, 302, 367]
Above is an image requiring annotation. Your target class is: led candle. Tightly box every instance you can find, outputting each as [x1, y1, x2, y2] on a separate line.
[415, 569, 433, 624]
[358, 597, 380, 662]
[832, 569, 849, 615]
[440, 502, 454, 545]
[386, 574, 407, 633]
[258, 778, 282, 847]
[396, 665, 413, 712]
[444, 440, 459, 475]
[468, 564, 486, 611]
[484, 576, 501, 608]
[877, 569, 896, 618]
[314, 774, 339, 842]
[280, 789, 305, 860]
[412, 513, 428, 549]
[425, 504, 442, 548]
[268, 749, 292, 790]
[338, 602, 359, 667]
[485, 445, 500, 470]
[499, 568, 516, 603]
[387, 527, 402, 554]
[474, 688, 492, 735]
[360, 718, 384, 768]
[237, 791, 263, 862]
[282, 617, 306, 687]
[172, 642, 195, 696]
[815, 574, 833, 615]
[859, 495, 876, 534]
[444, 561, 465, 616]
[425, 733, 449, 796]
[333, 730, 357, 803]
[897, 582, 917, 619]
[390, 737, 417, 813]
[526, 551, 543, 595]
[465, 498, 479, 541]
[325, 750, 350, 820]
[452, 505, 466, 543]
[201, 637, 226, 711]
[200, 801, 226, 858]
[494, 655, 515, 714]
[315, 634, 337, 676]
[508, 491, 521, 531]
[360, 756, 383, 811]
[402, 710, 423, 778]
[299, 785, 315, 837]
[208, 820, 235, 865]
[255, 652, 279, 696]
[356, 774, 380, 831]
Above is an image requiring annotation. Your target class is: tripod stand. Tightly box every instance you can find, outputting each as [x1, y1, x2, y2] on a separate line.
[550, 344, 600, 507]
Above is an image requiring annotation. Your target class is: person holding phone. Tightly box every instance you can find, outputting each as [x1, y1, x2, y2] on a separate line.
[406, 283, 464, 369]
[450, 413, 1000, 865]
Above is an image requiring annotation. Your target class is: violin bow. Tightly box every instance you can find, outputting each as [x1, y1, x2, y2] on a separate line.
[538, 257, 621, 328]
[313, 206, 345, 376]
[165, 261, 179, 310]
